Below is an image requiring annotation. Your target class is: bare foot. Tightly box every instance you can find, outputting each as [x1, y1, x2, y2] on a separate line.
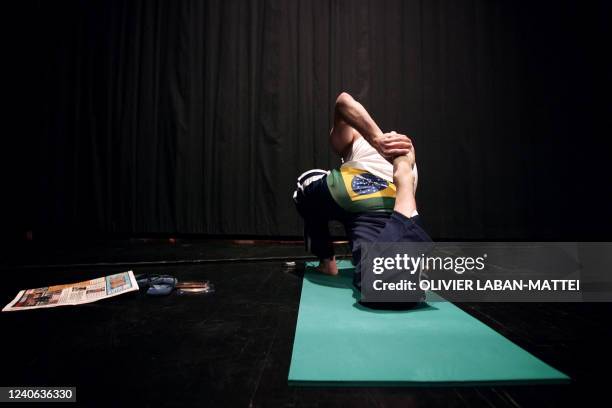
[316, 257, 339, 276]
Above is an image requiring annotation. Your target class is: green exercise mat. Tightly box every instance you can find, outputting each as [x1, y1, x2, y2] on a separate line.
[288, 260, 569, 386]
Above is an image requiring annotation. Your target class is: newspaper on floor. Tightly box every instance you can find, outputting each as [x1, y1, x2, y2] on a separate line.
[2, 270, 139, 312]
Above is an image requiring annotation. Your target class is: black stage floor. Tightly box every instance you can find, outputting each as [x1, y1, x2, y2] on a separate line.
[1, 240, 610, 407]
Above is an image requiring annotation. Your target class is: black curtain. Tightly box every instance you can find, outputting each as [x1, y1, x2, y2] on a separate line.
[7, 0, 611, 239]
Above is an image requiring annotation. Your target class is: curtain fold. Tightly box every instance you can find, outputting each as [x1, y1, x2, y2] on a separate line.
[15, 0, 609, 239]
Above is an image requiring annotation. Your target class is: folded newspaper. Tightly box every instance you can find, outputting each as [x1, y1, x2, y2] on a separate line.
[2, 271, 139, 312]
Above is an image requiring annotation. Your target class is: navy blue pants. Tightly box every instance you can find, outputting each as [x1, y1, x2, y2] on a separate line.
[293, 170, 432, 265]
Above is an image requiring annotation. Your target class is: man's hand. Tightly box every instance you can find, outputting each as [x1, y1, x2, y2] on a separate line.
[373, 131, 414, 163]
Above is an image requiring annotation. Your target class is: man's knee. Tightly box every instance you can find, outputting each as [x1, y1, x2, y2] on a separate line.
[293, 169, 329, 210]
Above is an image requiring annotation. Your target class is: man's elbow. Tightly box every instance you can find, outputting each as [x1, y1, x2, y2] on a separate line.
[335, 92, 354, 109]
[335, 93, 355, 120]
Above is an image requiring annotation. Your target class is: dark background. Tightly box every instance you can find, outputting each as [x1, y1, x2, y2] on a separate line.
[5, 0, 612, 241]
[1, 4, 611, 405]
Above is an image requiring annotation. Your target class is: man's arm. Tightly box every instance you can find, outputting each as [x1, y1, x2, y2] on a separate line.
[331, 92, 413, 162]
[334, 92, 383, 147]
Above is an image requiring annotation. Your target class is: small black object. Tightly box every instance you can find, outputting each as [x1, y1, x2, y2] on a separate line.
[135, 274, 177, 296]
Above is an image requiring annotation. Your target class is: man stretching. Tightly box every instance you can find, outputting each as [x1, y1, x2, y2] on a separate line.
[293, 92, 432, 290]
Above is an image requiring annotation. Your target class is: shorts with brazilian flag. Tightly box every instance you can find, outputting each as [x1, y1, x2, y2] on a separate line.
[326, 166, 396, 213]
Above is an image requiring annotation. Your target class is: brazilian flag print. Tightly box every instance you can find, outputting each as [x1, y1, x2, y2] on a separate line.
[326, 167, 396, 212]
